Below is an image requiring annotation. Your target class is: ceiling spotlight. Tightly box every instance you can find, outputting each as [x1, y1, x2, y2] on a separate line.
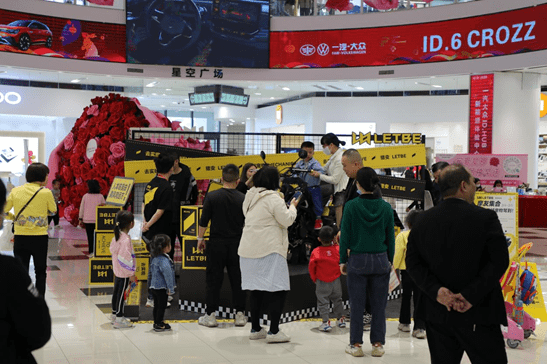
[201, 106, 206, 109]
[146, 81, 158, 87]
[172, 101, 178, 104]
[282, 87, 290, 91]
[151, 93, 157, 96]
[161, 105, 165, 107]
[70, 79, 81, 83]
[255, 93, 261, 95]
[166, 88, 172, 91]
[229, 119, 235, 122]
[270, 97, 275, 99]
[432, 85, 442, 88]
[355, 86, 364, 90]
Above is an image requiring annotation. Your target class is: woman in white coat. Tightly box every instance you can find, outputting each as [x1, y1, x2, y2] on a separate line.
[310, 133, 348, 227]
[238, 166, 298, 343]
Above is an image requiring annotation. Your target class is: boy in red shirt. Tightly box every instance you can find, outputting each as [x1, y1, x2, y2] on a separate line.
[309, 226, 346, 332]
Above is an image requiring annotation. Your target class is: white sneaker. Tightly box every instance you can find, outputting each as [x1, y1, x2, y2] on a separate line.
[363, 323, 371, 331]
[345, 344, 365, 357]
[145, 299, 154, 308]
[198, 313, 218, 327]
[318, 321, 332, 332]
[110, 314, 116, 325]
[398, 323, 411, 332]
[412, 329, 426, 339]
[249, 328, 267, 340]
[113, 317, 134, 329]
[371, 343, 385, 357]
[167, 295, 173, 302]
[234, 311, 247, 327]
[266, 330, 290, 343]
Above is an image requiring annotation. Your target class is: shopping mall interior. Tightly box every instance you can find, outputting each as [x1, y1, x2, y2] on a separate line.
[2, 0, 547, 363]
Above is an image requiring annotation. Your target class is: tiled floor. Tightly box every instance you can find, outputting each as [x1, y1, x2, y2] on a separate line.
[10, 222, 547, 363]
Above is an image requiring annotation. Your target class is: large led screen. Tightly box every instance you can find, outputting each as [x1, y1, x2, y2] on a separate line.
[0, 8, 125, 62]
[270, 4, 547, 68]
[126, 0, 270, 68]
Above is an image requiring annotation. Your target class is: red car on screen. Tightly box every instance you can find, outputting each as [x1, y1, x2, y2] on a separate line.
[0, 20, 53, 51]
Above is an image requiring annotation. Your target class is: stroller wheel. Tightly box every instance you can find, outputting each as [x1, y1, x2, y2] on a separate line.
[524, 329, 533, 339]
[506, 339, 520, 349]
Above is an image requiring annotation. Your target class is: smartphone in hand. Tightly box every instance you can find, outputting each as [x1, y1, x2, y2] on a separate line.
[293, 191, 303, 202]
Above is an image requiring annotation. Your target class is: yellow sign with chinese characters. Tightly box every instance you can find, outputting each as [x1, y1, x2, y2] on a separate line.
[125, 144, 426, 183]
[106, 177, 134, 206]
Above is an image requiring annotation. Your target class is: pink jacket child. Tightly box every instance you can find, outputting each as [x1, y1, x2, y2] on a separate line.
[110, 232, 136, 278]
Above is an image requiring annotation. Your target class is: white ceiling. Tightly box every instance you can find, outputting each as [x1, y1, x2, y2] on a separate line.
[1, 64, 546, 122]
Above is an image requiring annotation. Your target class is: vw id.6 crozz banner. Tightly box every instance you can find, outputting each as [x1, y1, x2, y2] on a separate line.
[0, 8, 125, 62]
[126, 0, 270, 68]
[270, 4, 547, 68]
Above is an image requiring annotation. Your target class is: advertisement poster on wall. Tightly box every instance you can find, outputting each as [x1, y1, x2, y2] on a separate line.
[469, 74, 494, 154]
[0, 136, 39, 174]
[0, 9, 125, 62]
[126, 0, 270, 68]
[436, 154, 528, 188]
[270, 4, 547, 68]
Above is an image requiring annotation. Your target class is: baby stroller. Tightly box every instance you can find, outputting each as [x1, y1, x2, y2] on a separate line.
[499, 242, 537, 348]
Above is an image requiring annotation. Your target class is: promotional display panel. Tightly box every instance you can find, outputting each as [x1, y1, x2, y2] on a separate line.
[106, 177, 134, 206]
[126, 144, 427, 182]
[0, 136, 39, 174]
[95, 205, 122, 231]
[0, 9, 125, 62]
[436, 154, 527, 188]
[182, 238, 207, 270]
[270, 5, 547, 68]
[126, 0, 270, 68]
[475, 192, 519, 261]
[88, 257, 149, 285]
[469, 74, 494, 154]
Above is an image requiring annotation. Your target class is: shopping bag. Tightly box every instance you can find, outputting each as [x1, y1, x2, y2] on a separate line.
[0, 220, 14, 251]
[389, 265, 401, 293]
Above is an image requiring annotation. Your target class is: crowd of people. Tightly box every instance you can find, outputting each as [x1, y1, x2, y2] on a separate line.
[1, 133, 511, 362]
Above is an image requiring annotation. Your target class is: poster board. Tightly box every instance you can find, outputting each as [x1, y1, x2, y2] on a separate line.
[105, 177, 134, 206]
[182, 238, 207, 270]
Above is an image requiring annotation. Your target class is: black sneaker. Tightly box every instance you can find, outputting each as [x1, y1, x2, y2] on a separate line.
[153, 322, 172, 332]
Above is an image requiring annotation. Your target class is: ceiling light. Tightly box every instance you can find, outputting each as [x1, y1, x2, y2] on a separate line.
[161, 105, 165, 107]
[70, 78, 84, 83]
[255, 93, 261, 95]
[229, 119, 235, 122]
[172, 101, 178, 104]
[248, 85, 258, 89]
[201, 107, 206, 109]
[189, 108, 194, 111]
[355, 86, 364, 90]
[151, 93, 157, 96]
[146, 81, 158, 87]
[282, 87, 290, 91]
[0, 70, 7, 74]
[270, 97, 275, 99]
[162, 94, 166, 96]
[432, 85, 442, 88]
[166, 88, 172, 91]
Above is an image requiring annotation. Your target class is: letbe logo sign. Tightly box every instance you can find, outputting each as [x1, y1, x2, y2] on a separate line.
[0, 91, 21, 105]
[317, 43, 330, 56]
[300, 44, 315, 56]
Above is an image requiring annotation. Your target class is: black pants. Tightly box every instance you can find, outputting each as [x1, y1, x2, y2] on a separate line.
[13, 235, 48, 296]
[112, 277, 130, 317]
[150, 288, 168, 325]
[48, 210, 59, 226]
[205, 240, 246, 315]
[399, 270, 425, 329]
[168, 223, 182, 262]
[250, 290, 287, 334]
[85, 223, 95, 255]
[425, 321, 507, 364]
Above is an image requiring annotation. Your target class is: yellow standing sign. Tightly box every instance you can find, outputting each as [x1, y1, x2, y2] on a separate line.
[106, 177, 134, 206]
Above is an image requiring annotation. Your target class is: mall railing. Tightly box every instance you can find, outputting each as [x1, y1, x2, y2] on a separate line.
[40, 0, 476, 16]
[272, 0, 477, 17]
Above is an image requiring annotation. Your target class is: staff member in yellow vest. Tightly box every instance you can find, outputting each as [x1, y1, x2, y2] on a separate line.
[5, 163, 57, 297]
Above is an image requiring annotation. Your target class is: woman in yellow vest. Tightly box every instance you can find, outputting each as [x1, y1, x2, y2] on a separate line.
[5, 163, 56, 296]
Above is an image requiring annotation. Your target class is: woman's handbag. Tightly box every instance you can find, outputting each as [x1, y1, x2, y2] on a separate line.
[11, 187, 44, 233]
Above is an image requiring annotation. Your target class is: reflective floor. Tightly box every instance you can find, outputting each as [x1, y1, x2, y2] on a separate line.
[14, 222, 547, 363]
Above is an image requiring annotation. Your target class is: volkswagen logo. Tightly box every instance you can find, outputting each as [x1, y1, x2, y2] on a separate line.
[300, 44, 315, 56]
[317, 43, 330, 56]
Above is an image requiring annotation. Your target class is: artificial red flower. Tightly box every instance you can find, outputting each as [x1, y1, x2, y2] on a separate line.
[110, 126, 125, 141]
[99, 135, 113, 149]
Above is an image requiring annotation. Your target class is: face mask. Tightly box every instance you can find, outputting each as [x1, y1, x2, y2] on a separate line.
[323, 146, 331, 155]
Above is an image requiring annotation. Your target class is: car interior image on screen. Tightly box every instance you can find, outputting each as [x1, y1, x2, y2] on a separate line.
[126, 0, 270, 68]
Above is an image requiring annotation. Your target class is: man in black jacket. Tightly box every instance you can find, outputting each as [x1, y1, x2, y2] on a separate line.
[406, 164, 508, 364]
[0, 180, 51, 363]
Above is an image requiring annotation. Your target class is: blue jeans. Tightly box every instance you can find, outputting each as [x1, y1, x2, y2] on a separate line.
[308, 185, 323, 217]
[347, 252, 390, 345]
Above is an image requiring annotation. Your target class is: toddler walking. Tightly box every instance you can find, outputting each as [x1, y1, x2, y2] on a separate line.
[308, 226, 345, 332]
[110, 210, 136, 329]
[149, 234, 176, 332]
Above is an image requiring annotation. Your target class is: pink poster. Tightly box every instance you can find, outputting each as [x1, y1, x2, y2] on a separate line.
[436, 154, 528, 188]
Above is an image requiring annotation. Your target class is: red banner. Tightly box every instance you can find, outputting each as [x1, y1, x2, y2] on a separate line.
[468, 74, 494, 154]
[270, 5, 547, 68]
[0, 9, 125, 62]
